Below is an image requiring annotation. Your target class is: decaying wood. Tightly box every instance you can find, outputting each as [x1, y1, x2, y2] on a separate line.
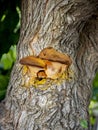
[0, 0, 98, 130]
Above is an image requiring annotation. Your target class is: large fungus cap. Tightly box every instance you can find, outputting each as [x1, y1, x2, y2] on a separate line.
[38, 47, 72, 65]
[19, 56, 46, 68]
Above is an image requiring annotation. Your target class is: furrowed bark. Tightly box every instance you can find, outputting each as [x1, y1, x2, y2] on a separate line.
[0, 0, 98, 130]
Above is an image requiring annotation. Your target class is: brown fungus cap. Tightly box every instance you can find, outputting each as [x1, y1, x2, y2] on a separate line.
[38, 47, 72, 65]
[19, 56, 46, 68]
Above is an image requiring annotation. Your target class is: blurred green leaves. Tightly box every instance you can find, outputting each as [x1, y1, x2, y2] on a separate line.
[89, 74, 98, 126]
[92, 73, 98, 101]
[14, 6, 21, 33]
[0, 0, 20, 57]
[0, 0, 20, 100]
[0, 45, 16, 101]
[0, 45, 16, 70]
[80, 119, 88, 129]
[0, 75, 9, 100]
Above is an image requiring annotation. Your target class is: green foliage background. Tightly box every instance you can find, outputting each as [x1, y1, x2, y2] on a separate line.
[0, 0, 98, 128]
[0, 0, 20, 57]
[0, 0, 20, 100]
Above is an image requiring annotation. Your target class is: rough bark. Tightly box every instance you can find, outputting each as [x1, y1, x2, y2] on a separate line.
[0, 0, 98, 130]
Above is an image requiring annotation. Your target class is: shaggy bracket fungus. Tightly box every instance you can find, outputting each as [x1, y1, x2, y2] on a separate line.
[19, 47, 72, 88]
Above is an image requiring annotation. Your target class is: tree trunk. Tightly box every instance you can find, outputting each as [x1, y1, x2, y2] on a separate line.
[0, 0, 98, 130]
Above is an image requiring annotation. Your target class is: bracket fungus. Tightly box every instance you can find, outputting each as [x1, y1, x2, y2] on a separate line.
[38, 47, 72, 66]
[20, 56, 45, 78]
[19, 47, 72, 88]
[38, 47, 72, 79]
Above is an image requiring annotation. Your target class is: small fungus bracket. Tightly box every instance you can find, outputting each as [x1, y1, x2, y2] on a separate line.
[19, 47, 73, 90]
